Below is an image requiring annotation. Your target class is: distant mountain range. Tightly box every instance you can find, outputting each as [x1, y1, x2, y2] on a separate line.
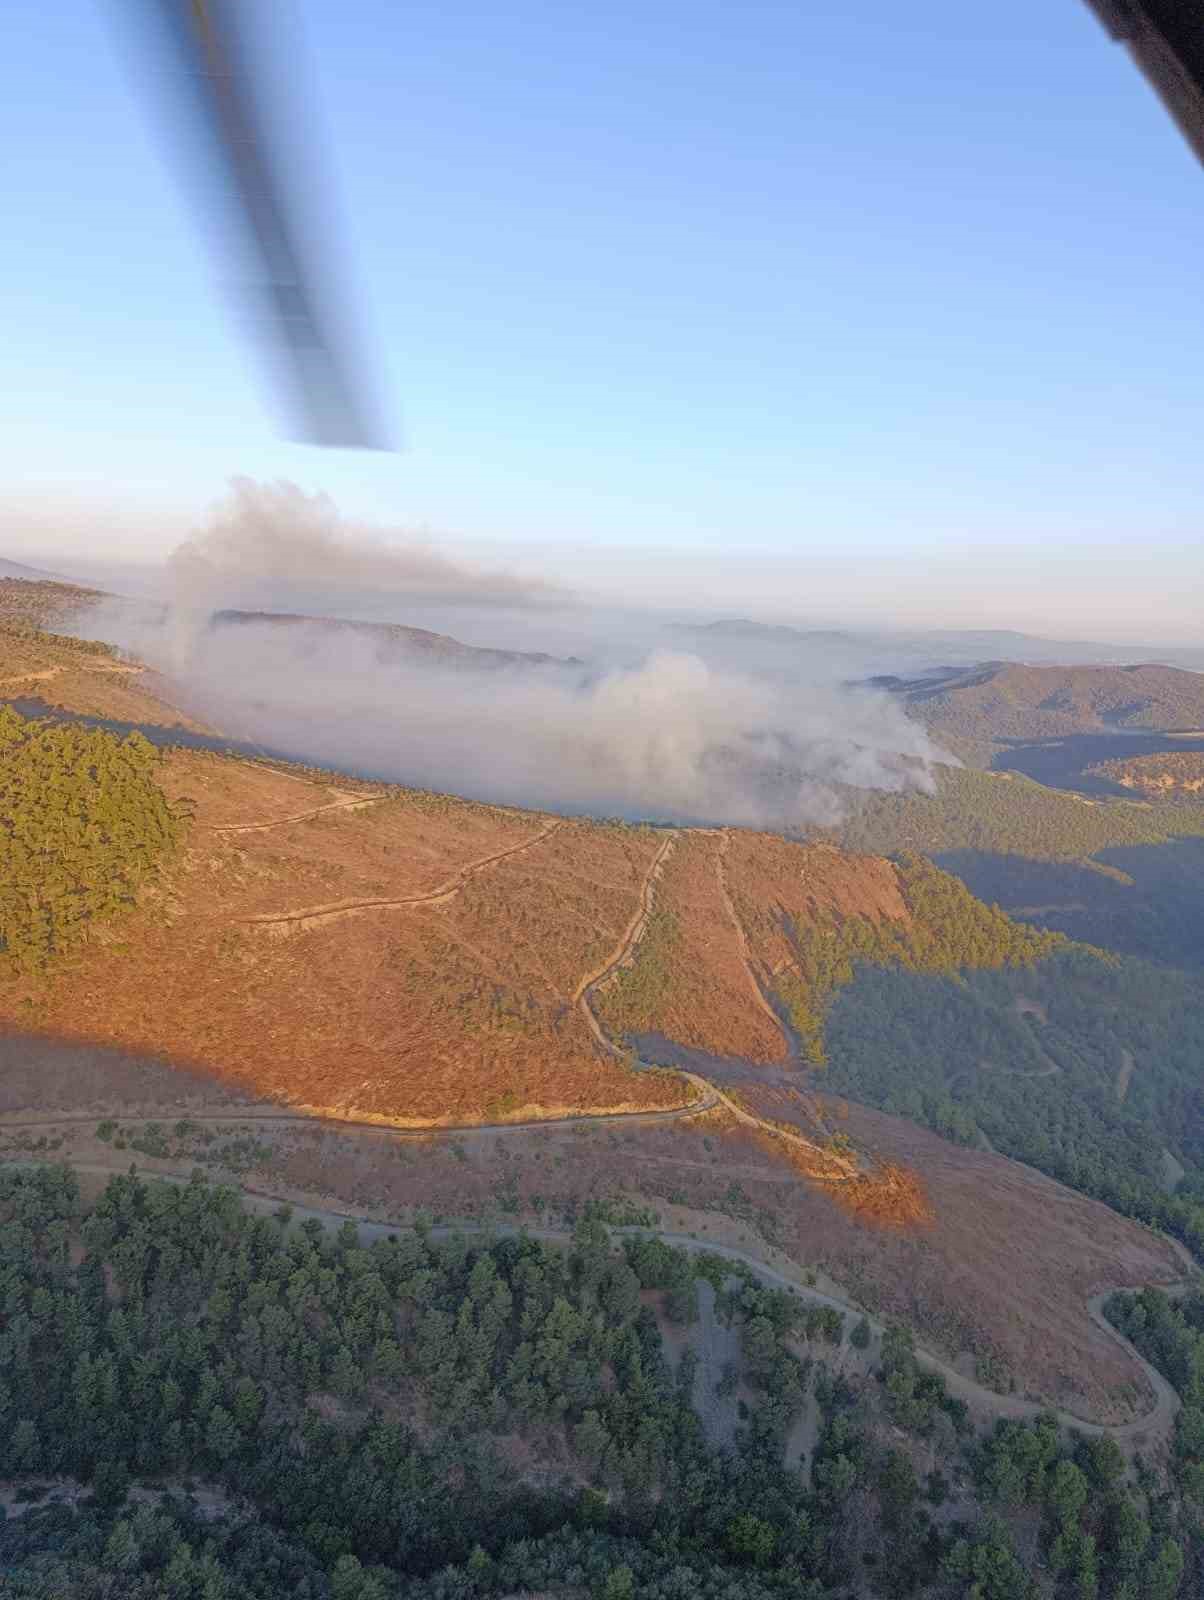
[207, 608, 582, 670]
[0, 556, 73, 584]
[672, 617, 1204, 672]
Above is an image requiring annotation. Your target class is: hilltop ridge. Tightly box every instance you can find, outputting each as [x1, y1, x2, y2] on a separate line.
[881, 659, 1204, 758]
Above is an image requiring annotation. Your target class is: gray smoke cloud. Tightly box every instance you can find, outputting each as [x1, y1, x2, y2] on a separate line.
[85, 621, 940, 829]
[168, 477, 566, 614]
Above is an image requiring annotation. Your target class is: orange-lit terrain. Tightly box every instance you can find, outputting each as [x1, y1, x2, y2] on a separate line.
[1, 747, 688, 1123]
[1089, 748, 1204, 797]
[0, 599, 1193, 1432]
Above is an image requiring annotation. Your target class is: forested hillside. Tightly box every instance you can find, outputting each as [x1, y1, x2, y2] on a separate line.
[837, 768, 1204, 970]
[839, 767, 1204, 863]
[775, 853, 1062, 1063]
[818, 947, 1204, 1260]
[0, 706, 183, 970]
[890, 661, 1204, 753]
[1106, 1287, 1204, 1527]
[1, 1166, 1194, 1599]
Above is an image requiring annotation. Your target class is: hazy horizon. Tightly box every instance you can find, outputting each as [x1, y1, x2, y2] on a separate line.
[2, 483, 1203, 656]
[4, 1, 1204, 653]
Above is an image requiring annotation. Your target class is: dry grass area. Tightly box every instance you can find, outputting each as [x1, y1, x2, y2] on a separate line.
[0, 749, 685, 1123]
[28, 664, 209, 729]
[0, 617, 209, 732]
[156, 750, 361, 829]
[736, 1085, 1184, 1421]
[724, 833, 911, 975]
[0, 728, 1069, 1124]
[594, 832, 786, 1062]
[0, 577, 99, 630]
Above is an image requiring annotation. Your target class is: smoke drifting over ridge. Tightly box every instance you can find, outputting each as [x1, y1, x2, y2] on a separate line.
[169, 478, 565, 613]
[84, 482, 943, 826]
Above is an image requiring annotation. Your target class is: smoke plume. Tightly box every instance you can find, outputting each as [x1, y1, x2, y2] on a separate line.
[169, 477, 564, 614]
[68, 479, 945, 825]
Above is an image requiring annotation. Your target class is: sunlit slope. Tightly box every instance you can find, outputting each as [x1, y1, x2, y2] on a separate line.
[1, 744, 686, 1123]
[1088, 748, 1204, 798]
[597, 828, 1060, 1068]
[2, 723, 1065, 1127]
[897, 660, 1204, 747]
[0, 601, 209, 730]
[840, 764, 1204, 860]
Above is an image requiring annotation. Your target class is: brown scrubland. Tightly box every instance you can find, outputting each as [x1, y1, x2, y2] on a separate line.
[1, 747, 685, 1123]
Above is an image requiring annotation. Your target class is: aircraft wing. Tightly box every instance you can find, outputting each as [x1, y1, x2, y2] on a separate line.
[1084, 0, 1204, 167]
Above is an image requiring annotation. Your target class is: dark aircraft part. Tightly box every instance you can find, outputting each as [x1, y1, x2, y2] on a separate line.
[1084, 0, 1204, 167]
[123, 0, 390, 449]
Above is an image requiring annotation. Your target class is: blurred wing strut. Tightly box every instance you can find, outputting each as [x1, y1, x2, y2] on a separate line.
[127, 0, 390, 448]
[1083, 0, 1204, 167]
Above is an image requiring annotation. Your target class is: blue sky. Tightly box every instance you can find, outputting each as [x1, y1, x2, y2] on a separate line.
[3, 0, 1203, 635]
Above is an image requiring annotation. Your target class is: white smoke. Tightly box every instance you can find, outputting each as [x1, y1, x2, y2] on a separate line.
[67, 478, 944, 825]
[86, 612, 937, 826]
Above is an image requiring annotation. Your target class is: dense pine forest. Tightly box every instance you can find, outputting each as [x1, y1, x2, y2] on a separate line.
[1106, 1287, 1204, 1519]
[839, 768, 1204, 865]
[817, 948, 1204, 1261]
[836, 769, 1204, 970]
[0, 706, 182, 970]
[0, 1167, 1196, 1599]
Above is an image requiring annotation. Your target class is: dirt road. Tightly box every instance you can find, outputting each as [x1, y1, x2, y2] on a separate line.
[241, 818, 566, 932]
[208, 791, 385, 834]
[0, 660, 144, 690]
[574, 831, 677, 1026]
[0, 1086, 717, 1143]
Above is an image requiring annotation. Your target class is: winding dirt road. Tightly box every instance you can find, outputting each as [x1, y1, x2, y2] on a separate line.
[209, 791, 385, 834]
[571, 829, 855, 1178]
[0, 667, 62, 689]
[241, 818, 566, 932]
[0, 1090, 716, 1142]
[0, 660, 144, 690]
[574, 830, 677, 1050]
